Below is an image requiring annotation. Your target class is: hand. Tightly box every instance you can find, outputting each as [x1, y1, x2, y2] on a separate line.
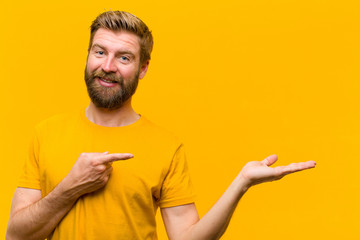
[239, 154, 316, 189]
[64, 152, 134, 198]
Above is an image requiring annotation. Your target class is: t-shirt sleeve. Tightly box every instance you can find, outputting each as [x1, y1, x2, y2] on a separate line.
[159, 144, 195, 208]
[18, 130, 41, 190]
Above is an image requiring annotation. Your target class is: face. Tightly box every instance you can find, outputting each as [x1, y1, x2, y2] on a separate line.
[85, 28, 149, 110]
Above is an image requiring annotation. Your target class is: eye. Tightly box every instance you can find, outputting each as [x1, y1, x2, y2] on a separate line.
[97, 51, 104, 55]
[120, 56, 130, 62]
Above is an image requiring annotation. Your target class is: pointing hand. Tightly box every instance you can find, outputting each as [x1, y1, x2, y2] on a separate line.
[64, 152, 134, 198]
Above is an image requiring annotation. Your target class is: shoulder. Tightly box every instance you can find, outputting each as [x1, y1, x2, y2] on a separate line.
[138, 116, 184, 149]
[141, 117, 180, 138]
[34, 111, 81, 136]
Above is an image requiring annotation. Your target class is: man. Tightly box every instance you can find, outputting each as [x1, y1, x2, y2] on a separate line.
[6, 11, 316, 240]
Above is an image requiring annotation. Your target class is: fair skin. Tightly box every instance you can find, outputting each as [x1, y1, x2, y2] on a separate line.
[85, 29, 149, 127]
[6, 28, 316, 240]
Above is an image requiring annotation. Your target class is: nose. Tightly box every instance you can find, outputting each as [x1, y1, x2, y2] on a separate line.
[102, 55, 117, 73]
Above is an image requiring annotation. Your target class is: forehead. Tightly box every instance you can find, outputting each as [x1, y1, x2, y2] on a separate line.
[91, 28, 141, 54]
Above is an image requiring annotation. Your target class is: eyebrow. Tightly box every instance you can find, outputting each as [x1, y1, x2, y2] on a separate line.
[91, 43, 136, 57]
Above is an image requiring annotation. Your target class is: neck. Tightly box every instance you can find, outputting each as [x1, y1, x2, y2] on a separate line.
[85, 98, 140, 127]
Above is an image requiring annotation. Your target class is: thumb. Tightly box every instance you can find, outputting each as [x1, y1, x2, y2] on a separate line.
[261, 154, 278, 166]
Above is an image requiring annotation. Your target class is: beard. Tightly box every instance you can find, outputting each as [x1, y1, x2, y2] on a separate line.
[84, 66, 139, 110]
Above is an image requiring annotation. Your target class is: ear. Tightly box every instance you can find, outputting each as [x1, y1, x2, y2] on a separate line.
[139, 60, 150, 79]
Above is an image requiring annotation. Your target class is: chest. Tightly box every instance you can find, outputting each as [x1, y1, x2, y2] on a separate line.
[37, 130, 169, 202]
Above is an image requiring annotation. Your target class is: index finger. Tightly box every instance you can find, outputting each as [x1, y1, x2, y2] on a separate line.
[275, 160, 316, 176]
[98, 153, 134, 164]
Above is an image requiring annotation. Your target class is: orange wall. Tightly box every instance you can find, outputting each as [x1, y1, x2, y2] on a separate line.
[1, 0, 359, 239]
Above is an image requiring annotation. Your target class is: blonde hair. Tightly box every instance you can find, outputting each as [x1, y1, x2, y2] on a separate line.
[89, 11, 153, 65]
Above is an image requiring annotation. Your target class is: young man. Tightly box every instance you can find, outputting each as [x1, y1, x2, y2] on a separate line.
[6, 11, 316, 240]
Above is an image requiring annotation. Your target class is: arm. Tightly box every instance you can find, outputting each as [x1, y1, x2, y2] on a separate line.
[6, 184, 78, 240]
[6, 152, 133, 240]
[161, 154, 316, 240]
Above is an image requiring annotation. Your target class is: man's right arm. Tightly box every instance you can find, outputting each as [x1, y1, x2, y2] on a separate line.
[6, 183, 79, 240]
[6, 152, 133, 240]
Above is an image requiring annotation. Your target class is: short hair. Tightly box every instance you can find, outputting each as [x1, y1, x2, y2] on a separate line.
[89, 11, 153, 65]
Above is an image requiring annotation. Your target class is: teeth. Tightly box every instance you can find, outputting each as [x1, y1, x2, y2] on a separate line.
[101, 78, 116, 83]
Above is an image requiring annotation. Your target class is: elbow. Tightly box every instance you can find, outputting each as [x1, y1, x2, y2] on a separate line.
[176, 223, 221, 240]
[6, 221, 25, 240]
[6, 223, 18, 240]
[6, 227, 16, 240]
[6, 229, 32, 240]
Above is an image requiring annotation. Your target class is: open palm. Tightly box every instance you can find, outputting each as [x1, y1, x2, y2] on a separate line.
[239, 154, 316, 188]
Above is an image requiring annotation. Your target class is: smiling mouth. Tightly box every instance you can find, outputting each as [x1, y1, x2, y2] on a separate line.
[98, 77, 118, 83]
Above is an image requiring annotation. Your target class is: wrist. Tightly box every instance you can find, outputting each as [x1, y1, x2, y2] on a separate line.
[234, 174, 252, 193]
[55, 176, 82, 204]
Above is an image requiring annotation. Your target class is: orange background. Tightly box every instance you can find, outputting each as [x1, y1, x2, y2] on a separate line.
[1, 0, 359, 239]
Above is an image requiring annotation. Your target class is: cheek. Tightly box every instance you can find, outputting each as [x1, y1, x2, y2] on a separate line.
[119, 66, 139, 79]
[87, 57, 102, 72]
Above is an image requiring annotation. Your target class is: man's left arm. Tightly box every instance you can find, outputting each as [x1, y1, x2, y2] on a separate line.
[161, 154, 316, 240]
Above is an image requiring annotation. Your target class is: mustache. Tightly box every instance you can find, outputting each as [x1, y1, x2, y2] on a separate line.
[92, 70, 122, 83]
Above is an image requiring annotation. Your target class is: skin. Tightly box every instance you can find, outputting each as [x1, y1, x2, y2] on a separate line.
[161, 155, 315, 240]
[6, 28, 316, 240]
[6, 152, 134, 240]
[84, 29, 149, 127]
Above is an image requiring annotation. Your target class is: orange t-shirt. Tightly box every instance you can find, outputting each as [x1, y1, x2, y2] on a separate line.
[18, 111, 195, 239]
